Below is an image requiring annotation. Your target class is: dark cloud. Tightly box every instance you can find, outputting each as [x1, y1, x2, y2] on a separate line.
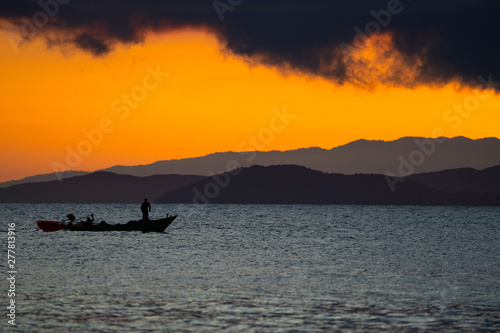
[1, 0, 499, 90]
[73, 33, 110, 56]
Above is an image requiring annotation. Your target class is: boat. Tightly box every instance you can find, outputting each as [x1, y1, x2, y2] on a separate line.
[37, 215, 177, 233]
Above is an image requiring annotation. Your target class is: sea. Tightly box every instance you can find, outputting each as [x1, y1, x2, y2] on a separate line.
[0, 203, 499, 332]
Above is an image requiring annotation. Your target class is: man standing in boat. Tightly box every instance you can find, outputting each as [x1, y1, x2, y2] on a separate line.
[141, 198, 151, 221]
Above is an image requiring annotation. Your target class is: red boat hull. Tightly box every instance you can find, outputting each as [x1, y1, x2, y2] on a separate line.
[37, 221, 66, 232]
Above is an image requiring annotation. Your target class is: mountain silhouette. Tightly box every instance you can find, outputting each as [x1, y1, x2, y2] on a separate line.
[0, 171, 89, 188]
[101, 136, 500, 177]
[2, 137, 499, 188]
[1, 165, 499, 205]
[156, 165, 500, 206]
[406, 165, 500, 194]
[0, 172, 203, 203]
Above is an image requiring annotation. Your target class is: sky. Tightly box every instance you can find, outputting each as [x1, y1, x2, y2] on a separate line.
[1, 0, 499, 183]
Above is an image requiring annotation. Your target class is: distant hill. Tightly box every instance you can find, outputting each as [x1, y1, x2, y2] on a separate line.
[2, 137, 499, 188]
[1, 165, 499, 205]
[101, 136, 500, 177]
[156, 165, 500, 206]
[0, 172, 204, 203]
[0, 171, 89, 188]
[406, 165, 500, 194]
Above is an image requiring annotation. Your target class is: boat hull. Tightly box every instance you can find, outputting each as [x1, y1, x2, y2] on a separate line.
[37, 220, 66, 232]
[37, 216, 177, 233]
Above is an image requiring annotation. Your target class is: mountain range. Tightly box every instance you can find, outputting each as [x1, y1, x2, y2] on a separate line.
[2, 136, 500, 188]
[1, 164, 499, 206]
[157, 165, 500, 206]
[102, 136, 500, 177]
[0, 173, 203, 203]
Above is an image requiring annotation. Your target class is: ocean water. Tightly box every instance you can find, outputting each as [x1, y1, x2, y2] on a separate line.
[1, 203, 499, 332]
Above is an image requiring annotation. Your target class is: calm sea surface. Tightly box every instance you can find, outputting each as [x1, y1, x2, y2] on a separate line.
[1, 204, 499, 332]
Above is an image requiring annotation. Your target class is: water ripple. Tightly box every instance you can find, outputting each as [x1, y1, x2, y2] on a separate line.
[1, 204, 499, 332]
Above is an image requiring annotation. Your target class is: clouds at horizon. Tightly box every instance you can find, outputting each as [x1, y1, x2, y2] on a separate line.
[2, 0, 499, 90]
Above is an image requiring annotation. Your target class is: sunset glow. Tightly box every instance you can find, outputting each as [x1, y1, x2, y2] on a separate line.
[1, 28, 499, 182]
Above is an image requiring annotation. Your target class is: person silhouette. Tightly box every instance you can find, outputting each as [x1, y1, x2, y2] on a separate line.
[84, 214, 94, 227]
[141, 198, 151, 221]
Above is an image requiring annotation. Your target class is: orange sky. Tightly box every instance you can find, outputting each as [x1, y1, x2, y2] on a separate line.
[1, 28, 499, 183]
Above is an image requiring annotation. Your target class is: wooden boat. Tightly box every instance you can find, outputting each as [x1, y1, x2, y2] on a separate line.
[37, 215, 177, 233]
